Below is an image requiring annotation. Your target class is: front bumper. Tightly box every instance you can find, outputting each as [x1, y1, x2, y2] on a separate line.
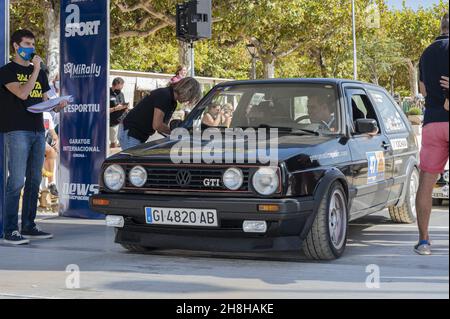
[89, 194, 315, 251]
[433, 170, 449, 199]
[432, 184, 449, 199]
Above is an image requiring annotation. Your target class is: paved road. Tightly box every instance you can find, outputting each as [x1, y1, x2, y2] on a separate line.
[0, 205, 448, 299]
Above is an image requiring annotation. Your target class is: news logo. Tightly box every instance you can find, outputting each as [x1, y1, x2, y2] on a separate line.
[62, 183, 99, 201]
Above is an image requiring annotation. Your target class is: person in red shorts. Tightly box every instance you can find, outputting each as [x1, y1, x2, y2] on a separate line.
[415, 13, 449, 255]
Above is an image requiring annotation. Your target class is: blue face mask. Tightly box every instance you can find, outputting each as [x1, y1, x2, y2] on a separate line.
[17, 46, 35, 61]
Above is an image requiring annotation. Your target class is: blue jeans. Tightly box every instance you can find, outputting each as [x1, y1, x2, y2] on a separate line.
[4, 131, 46, 235]
[118, 124, 141, 150]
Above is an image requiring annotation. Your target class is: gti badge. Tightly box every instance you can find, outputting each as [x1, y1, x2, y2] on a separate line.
[203, 178, 220, 187]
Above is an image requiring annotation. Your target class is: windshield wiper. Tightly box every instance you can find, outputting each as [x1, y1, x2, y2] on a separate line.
[268, 126, 318, 135]
[240, 125, 319, 136]
[189, 125, 320, 136]
[291, 128, 320, 136]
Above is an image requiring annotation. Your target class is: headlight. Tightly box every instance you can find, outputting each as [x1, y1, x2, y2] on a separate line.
[252, 167, 279, 196]
[223, 168, 244, 190]
[103, 164, 125, 191]
[444, 171, 449, 183]
[129, 166, 147, 187]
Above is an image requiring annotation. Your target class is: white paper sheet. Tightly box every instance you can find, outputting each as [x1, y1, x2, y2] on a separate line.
[27, 95, 73, 114]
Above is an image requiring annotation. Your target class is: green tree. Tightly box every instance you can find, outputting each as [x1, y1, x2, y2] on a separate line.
[10, 0, 46, 54]
[10, 0, 60, 78]
[298, 0, 356, 78]
[214, 0, 309, 78]
[111, 0, 224, 70]
[357, 2, 405, 88]
[386, 1, 448, 97]
[111, 0, 177, 39]
[9, 0, 450, 96]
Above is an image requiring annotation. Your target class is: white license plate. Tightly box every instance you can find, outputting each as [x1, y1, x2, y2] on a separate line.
[433, 186, 449, 199]
[145, 207, 218, 227]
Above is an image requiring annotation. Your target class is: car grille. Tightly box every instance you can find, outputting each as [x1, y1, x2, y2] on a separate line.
[122, 165, 251, 193]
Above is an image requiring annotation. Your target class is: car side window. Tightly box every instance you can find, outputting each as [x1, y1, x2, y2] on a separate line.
[347, 91, 381, 135]
[368, 89, 407, 133]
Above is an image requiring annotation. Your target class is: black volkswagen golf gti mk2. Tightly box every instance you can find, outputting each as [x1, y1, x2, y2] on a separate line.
[90, 79, 419, 260]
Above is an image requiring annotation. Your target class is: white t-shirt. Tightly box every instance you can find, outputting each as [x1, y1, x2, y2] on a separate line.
[43, 112, 55, 132]
[47, 81, 59, 99]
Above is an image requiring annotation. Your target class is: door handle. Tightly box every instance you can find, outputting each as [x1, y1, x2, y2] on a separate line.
[382, 141, 391, 149]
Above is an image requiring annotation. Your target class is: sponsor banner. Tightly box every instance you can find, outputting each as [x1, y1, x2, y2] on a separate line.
[59, 0, 109, 219]
[0, 0, 9, 237]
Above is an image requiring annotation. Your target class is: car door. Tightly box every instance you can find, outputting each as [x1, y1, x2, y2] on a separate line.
[367, 88, 418, 204]
[344, 87, 394, 215]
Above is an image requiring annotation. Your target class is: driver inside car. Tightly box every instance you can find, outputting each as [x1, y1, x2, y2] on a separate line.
[304, 95, 336, 132]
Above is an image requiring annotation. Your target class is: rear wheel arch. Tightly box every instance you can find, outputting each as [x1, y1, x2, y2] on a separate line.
[396, 156, 419, 207]
[389, 166, 419, 224]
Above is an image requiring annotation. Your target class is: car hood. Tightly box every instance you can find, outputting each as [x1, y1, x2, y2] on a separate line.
[108, 133, 342, 165]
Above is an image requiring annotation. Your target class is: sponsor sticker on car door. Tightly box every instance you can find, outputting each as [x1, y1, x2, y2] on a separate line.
[390, 138, 408, 151]
[367, 151, 386, 184]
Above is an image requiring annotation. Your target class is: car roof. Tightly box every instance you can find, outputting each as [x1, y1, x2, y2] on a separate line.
[216, 78, 382, 90]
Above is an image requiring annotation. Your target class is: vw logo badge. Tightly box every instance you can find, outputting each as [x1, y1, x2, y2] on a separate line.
[176, 170, 192, 187]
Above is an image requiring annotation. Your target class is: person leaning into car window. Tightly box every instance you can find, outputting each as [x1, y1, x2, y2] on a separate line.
[119, 77, 201, 150]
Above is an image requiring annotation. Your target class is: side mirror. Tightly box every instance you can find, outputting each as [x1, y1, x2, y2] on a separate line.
[355, 119, 378, 135]
[170, 119, 183, 131]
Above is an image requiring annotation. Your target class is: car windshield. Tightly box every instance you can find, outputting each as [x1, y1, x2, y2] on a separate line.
[185, 83, 340, 134]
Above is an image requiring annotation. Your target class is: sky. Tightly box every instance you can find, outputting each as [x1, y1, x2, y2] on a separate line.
[385, 0, 445, 10]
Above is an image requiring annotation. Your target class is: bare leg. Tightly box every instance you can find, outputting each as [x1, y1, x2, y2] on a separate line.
[416, 171, 439, 242]
[44, 145, 57, 184]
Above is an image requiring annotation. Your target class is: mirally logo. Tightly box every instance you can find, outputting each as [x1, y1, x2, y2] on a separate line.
[63, 62, 102, 78]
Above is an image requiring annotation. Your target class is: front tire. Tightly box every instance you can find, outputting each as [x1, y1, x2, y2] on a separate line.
[302, 182, 348, 260]
[114, 229, 156, 253]
[120, 243, 155, 253]
[432, 198, 443, 207]
[389, 168, 419, 224]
